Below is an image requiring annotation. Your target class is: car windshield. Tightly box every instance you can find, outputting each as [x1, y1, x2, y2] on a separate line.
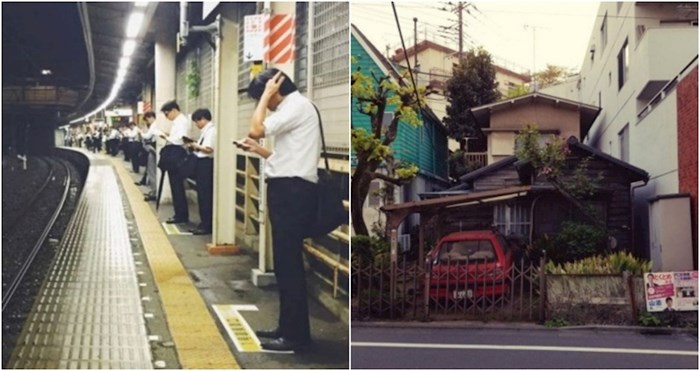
[438, 239, 496, 263]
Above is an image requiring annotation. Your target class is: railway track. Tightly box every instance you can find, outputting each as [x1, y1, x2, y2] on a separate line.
[2, 157, 72, 311]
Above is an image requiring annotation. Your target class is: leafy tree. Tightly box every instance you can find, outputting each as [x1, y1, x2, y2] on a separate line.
[533, 64, 574, 89]
[351, 59, 424, 236]
[443, 47, 500, 141]
[443, 47, 499, 181]
[506, 83, 531, 98]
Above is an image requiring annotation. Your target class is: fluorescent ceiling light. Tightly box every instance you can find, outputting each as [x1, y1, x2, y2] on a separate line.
[134, 1, 148, 7]
[122, 40, 137, 57]
[126, 12, 145, 38]
[119, 57, 130, 69]
[41, 69, 52, 75]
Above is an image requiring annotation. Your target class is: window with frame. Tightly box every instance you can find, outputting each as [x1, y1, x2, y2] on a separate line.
[619, 123, 629, 162]
[295, 2, 309, 92]
[617, 38, 629, 90]
[600, 12, 608, 51]
[494, 203, 531, 238]
[311, 2, 349, 89]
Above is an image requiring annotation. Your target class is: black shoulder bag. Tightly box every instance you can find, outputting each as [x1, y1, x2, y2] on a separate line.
[305, 105, 348, 238]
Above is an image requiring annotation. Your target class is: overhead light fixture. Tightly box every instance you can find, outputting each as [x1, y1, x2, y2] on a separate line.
[122, 39, 137, 57]
[119, 56, 130, 69]
[134, 1, 148, 7]
[126, 12, 145, 38]
[41, 69, 52, 75]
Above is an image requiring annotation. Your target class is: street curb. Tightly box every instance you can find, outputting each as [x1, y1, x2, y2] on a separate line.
[351, 320, 699, 335]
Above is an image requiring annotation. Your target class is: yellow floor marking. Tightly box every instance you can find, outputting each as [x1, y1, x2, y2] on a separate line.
[162, 222, 193, 235]
[111, 157, 240, 369]
[212, 305, 262, 352]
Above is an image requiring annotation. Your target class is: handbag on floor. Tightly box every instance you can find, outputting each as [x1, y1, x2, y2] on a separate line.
[305, 105, 348, 238]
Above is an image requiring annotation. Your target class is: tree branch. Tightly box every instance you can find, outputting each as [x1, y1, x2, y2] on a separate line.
[371, 171, 411, 186]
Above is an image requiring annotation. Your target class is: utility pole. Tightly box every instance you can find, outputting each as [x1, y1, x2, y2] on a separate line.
[413, 17, 418, 69]
[457, 2, 463, 57]
[524, 24, 548, 92]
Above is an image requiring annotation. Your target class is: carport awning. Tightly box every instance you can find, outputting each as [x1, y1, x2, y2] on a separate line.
[382, 185, 535, 230]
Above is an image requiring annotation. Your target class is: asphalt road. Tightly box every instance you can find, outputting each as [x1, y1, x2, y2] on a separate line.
[351, 325, 698, 369]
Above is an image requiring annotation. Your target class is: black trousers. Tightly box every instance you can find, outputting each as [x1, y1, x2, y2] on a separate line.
[130, 142, 141, 173]
[267, 177, 316, 343]
[168, 164, 189, 221]
[195, 158, 213, 231]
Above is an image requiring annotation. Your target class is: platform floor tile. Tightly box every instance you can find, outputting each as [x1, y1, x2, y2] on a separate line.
[9, 165, 153, 369]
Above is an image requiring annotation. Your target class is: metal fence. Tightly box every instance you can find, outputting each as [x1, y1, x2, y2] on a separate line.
[352, 256, 546, 322]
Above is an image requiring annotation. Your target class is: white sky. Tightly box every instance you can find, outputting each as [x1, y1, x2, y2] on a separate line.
[351, 1, 602, 75]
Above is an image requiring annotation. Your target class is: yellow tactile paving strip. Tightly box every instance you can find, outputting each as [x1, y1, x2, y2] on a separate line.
[111, 158, 240, 369]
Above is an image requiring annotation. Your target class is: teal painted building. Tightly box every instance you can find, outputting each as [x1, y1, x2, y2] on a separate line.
[352, 25, 449, 245]
[351, 28, 448, 183]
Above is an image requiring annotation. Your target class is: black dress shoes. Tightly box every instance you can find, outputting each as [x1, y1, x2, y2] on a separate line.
[255, 328, 281, 339]
[189, 227, 211, 235]
[166, 217, 187, 224]
[260, 337, 310, 352]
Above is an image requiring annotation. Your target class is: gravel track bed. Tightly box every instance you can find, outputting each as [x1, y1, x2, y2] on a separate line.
[2, 157, 83, 367]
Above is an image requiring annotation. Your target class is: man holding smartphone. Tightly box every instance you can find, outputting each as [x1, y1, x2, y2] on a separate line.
[159, 100, 192, 224]
[238, 69, 320, 351]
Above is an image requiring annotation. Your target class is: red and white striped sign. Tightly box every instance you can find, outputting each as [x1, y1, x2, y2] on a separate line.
[264, 14, 295, 64]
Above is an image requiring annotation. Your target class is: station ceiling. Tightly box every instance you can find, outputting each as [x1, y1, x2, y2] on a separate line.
[2, 2, 159, 124]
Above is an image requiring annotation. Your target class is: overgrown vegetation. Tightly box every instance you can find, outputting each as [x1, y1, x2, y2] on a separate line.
[516, 124, 611, 263]
[351, 57, 423, 235]
[351, 235, 390, 267]
[545, 251, 652, 274]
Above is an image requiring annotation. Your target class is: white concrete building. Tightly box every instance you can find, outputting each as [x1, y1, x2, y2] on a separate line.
[542, 2, 698, 267]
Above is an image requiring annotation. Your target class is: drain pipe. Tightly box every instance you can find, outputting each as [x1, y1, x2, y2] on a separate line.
[179, 1, 220, 49]
[630, 180, 649, 255]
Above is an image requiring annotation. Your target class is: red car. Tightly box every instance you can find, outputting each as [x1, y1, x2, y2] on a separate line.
[427, 230, 514, 300]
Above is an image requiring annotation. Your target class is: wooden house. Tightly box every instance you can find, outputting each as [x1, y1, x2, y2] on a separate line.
[382, 93, 649, 261]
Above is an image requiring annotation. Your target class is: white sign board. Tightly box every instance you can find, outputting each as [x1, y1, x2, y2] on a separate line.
[243, 14, 266, 62]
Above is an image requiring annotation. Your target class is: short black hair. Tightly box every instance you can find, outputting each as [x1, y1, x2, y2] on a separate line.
[192, 108, 212, 122]
[144, 111, 156, 119]
[247, 68, 297, 100]
[160, 100, 180, 113]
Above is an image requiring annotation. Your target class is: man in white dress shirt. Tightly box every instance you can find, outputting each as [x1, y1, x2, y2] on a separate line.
[238, 69, 320, 352]
[186, 108, 216, 235]
[159, 100, 192, 224]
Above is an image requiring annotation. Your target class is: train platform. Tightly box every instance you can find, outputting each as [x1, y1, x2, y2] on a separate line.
[7, 150, 349, 369]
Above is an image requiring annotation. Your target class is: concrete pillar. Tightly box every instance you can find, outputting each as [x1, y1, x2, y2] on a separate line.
[153, 7, 178, 205]
[211, 6, 239, 249]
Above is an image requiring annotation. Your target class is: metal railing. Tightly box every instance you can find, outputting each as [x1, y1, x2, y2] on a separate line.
[352, 256, 546, 322]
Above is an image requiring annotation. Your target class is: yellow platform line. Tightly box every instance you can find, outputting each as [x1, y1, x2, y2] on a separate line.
[111, 158, 240, 369]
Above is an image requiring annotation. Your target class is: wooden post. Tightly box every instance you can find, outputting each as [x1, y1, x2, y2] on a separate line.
[423, 257, 431, 322]
[624, 271, 639, 324]
[538, 250, 547, 324]
[390, 228, 398, 318]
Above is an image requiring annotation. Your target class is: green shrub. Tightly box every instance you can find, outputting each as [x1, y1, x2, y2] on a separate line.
[638, 312, 661, 327]
[545, 251, 652, 274]
[542, 221, 606, 264]
[351, 235, 390, 266]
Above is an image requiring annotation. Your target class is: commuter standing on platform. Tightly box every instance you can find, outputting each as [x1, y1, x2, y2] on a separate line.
[127, 122, 142, 173]
[238, 69, 321, 352]
[186, 108, 216, 235]
[138, 111, 160, 202]
[160, 101, 191, 224]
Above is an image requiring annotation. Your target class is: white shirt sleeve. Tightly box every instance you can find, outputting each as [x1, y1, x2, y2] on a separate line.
[167, 114, 191, 145]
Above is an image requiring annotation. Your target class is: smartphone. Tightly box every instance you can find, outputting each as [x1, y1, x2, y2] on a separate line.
[182, 136, 195, 143]
[232, 140, 245, 148]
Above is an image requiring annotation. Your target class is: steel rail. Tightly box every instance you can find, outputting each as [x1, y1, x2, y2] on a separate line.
[2, 159, 72, 312]
[3, 158, 55, 234]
